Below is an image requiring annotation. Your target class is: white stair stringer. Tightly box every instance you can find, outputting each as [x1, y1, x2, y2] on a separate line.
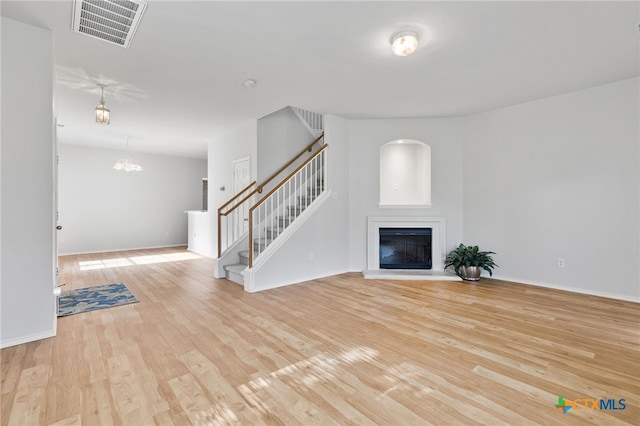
[291, 106, 323, 138]
[243, 190, 332, 292]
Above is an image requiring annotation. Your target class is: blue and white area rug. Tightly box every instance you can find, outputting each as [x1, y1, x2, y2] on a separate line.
[58, 283, 139, 317]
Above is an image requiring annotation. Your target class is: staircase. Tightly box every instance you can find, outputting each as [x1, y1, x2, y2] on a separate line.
[223, 175, 325, 284]
[291, 107, 323, 138]
[216, 129, 328, 287]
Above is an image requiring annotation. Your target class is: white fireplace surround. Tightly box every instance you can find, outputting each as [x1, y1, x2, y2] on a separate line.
[364, 216, 460, 281]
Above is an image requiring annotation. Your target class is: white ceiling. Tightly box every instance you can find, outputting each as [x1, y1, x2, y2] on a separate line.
[2, 1, 638, 159]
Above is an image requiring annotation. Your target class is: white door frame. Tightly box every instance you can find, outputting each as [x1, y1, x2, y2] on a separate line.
[233, 156, 251, 235]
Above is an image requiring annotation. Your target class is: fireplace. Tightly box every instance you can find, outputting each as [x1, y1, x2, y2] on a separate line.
[366, 216, 451, 270]
[379, 228, 432, 269]
[365, 217, 459, 280]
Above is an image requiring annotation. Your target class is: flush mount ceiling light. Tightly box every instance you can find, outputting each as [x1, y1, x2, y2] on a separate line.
[113, 136, 143, 172]
[95, 83, 110, 124]
[391, 30, 420, 57]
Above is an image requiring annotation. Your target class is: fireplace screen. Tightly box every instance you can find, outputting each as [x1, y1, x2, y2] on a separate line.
[379, 228, 432, 269]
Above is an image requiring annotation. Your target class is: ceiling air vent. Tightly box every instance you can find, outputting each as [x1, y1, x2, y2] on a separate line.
[72, 0, 147, 48]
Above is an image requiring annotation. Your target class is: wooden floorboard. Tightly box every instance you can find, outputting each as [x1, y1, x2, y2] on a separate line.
[1, 246, 638, 425]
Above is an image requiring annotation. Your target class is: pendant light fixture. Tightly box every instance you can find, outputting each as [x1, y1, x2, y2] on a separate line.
[113, 136, 143, 172]
[95, 83, 110, 124]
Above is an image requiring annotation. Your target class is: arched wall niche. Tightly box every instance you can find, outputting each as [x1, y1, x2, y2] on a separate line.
[379, 139, 431, 206]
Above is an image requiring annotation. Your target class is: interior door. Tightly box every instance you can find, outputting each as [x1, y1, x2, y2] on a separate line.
[233, 157, 251, 235]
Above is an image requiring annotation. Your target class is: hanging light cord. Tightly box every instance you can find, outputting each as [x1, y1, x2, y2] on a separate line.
[98, 84, 106, 106]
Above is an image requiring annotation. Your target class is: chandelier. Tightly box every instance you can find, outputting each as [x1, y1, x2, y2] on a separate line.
[113, 136, 143, 172]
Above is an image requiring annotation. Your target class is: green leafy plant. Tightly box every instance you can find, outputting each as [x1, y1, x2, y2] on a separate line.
[444, 243, 498, 277]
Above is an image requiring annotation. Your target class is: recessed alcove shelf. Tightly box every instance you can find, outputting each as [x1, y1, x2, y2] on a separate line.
[379, 140, 431, 207]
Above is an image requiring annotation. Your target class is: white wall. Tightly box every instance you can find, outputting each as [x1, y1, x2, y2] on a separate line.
[463, 77, 639, 301]
[257, 107, 316, 185]
[57, 144, 206, 254]
[187, 211, 211, 257]
[208, 121, 258, 257]
[247, 114, 351, 291]
[348, 118, 465, 271]
[1, 18, 56, 348]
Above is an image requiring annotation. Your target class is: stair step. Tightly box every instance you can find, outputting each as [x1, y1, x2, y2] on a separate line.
[277, 216, 295, 227]
[307, 186, 324, 196]
[287, 205, 306, 216]
[238, 250, 249, 265]
[224, 263, 246, 273]
[253, 238, 273, 251]
[297, 195, 315, 206]
[223, 263, 246, 285]
[264, 227, 283, 239]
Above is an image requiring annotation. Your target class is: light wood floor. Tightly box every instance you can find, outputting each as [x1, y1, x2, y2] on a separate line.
[1, 247, 639, 425]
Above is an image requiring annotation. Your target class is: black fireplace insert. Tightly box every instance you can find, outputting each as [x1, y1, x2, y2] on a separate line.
[379, 227, 432, 269]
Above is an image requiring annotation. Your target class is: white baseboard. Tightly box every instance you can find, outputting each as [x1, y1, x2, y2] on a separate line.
[491, 274, 640, 303]
[187, 248, 213, 258]
[348, 268, 639, 303]
[1, 328, 56, 349]
[245, 268, 352, 293]
[58, 244, 188, 256]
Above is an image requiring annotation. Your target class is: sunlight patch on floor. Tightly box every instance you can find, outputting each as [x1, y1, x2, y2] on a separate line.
[79, 252, 201, 271]
[238, 346, 380, 406]
[194, 404, 239, 426]
[236, 345, 440, 414]
[379, 363, 435, 399]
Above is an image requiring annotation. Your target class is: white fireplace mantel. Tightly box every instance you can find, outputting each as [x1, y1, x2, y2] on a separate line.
[364, 216, 461, 281]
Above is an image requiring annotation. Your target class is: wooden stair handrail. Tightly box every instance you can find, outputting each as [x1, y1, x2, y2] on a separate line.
[217, 132, 324, 258]
[251, 144, 328, 213]
[220, 188, 259, 217]
[248, 143, 328, 267]
[218, 181, 256, 214]
[257, 133, 324, 193]
[219, 133, 323, 217]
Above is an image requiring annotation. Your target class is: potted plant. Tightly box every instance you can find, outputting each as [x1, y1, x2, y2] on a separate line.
[444, 243, 498, 281]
